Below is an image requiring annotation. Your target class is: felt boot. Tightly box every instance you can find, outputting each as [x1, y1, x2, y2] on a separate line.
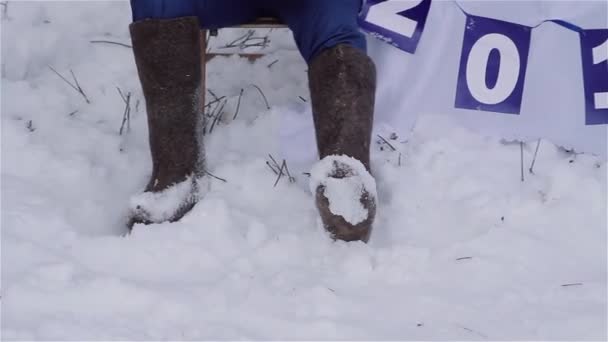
[127, 17, 205, 228]
[308, 44, 377, 242]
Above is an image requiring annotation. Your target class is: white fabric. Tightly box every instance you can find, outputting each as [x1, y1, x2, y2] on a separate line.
[280, 0, 608, 170]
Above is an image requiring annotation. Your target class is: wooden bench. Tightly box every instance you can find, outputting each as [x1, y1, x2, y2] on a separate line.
[203, 17, 286, 62]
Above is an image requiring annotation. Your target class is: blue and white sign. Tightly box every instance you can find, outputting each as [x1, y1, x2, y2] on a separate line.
[359, 0, 431, 54]
[580, 29, 608, 125]
[455, 15, 531, 114]
[282, 0, 608, 168]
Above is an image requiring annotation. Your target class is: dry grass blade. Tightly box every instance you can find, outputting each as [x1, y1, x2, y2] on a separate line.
[90, 40, 132, 48]
[273, 162, 285, 187]
[204, 96, 226, 110]
[267, 154, 295, 186]
[118, 88, 131, 136]
[281, 160, 296, 183]
[209, 99, 227, 134]
[26, 120, 35, 132]
[529, 139, 541, 174]
[250, 84, 270, 109]
[377, 134, 397, 151]
[232, 88, 244, 120]
[561, 283, 583, 287]
[267, 59, 279, 68]
[520, 141, 525, 182]
[266, 161, 280, 175]
[48, 66, 91, 104]
[205, 170, 227, 183]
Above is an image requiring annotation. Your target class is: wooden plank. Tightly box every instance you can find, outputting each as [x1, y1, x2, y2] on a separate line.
[239, 17, 286, 28]
[205, 53, 265, 63]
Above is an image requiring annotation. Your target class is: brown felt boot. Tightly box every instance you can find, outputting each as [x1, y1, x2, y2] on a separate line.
[308, 44, 377, 243]
[127, 17, 205, 228]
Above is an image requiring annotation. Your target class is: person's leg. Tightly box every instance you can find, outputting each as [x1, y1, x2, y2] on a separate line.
[270, 0, 377, 242]
[127, 0, 259, 228]
[130, 0, 259, 29]
[128, 15, 203, 228]
[265, 0, 366, 63]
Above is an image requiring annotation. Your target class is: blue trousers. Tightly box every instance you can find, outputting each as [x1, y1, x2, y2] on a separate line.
[130, 0, 366, 63]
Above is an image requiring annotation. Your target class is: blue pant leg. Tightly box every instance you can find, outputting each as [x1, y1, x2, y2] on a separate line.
[130, 0, 259, 29]
[265, 0, 366, 63]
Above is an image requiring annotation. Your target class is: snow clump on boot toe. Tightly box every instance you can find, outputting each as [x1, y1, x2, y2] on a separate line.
[129, 176, 198, 224]
[310, 155, 377, 225]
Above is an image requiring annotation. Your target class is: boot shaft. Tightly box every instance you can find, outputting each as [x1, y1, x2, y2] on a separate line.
[129, 17, 205, 193]
[308, 44, 376, 171]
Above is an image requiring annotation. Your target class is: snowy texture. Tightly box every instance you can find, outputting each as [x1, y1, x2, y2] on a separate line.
[1, 2, 606, 341]
[129, 176, 197, 223]
[310, 155, 376, 224]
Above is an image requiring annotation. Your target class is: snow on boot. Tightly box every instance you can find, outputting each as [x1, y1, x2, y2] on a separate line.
[308, 44, 377, 242]
[310, 155, 377, 243]
[127, 17, 205, 229]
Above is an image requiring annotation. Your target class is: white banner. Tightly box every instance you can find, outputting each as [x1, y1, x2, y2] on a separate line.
[280, 0, 608, 169]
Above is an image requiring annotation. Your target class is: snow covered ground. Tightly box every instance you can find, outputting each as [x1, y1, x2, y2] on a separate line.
[1, 2, 606, 340]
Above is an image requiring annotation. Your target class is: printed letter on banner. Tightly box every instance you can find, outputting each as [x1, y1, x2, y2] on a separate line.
[359, 0, 432, 54]
[455, 15, 531, 114]
[580, 29, 608, 125]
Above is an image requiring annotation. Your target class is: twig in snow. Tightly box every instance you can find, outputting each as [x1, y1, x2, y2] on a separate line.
[456, 324, 488, 339]
[267, 59, 279, 68]
[117, 87, 128, 103]
[267, 154, 294, 186]
[529, 139, 541, 174]
[561, 283, 583, 287]
[377, 134, 397, 151]
[520, 141, 525, 182]
[266, 161, 280, 175]
[204, 94, 223, 118]
[204, 96, 226, 110]
[281, 159, 296, 183]
[117, 87, 131, 135]
[204, 97, 224, 134]
[250, 84, 270, 110]
[207, 89, 220, 103]
[398, 152, 402, 167]
[232, 88, 244, 120]
[205, 170, 227, 183]
[26, 120, 35, 132]
[267, 154, 282, 175]
[298, 96, 307, 102]
[48, 66, 91, 104]
[69, 69, 90, 103]
[68, 110, 79, 117]
[455, 257, 473, 261]
[90, 40, 132, 48]
[273, 163, 285, 187]
[208, 98, 227, 134]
